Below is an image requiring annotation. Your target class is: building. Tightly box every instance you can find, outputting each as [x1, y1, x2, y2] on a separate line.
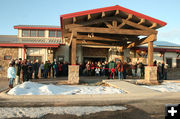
[1, 5, 179, 80]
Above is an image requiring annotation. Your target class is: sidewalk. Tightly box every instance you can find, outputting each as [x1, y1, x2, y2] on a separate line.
[0, 79, 8, 92]
[103, 80, 158, 94]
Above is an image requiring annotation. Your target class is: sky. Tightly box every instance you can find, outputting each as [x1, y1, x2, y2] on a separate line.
[0, 0, 180, 44]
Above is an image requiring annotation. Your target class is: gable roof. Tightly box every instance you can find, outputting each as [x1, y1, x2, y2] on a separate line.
[60, 5, 167, 27]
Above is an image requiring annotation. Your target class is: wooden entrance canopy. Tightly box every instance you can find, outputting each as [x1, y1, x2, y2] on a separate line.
[60, 5, 167, 65]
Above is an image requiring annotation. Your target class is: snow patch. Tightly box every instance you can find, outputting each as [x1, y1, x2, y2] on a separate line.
[7, 81, 125, 95]
[141, 82, 180, 92]
[0, 106, 127, 119]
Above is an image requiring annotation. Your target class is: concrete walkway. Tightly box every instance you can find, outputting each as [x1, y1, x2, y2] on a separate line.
[103, 80, 158, 94]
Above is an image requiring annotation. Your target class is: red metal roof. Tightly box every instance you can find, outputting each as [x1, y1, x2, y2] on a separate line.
[60, 5, 167, 26]
[0, 43, 60, 48]
[14, 25, 61, 30]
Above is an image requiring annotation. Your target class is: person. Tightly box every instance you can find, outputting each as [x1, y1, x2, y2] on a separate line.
[161, 62, 165, 79]
[157, 62, 162, 80]
[14, 59, 21, 85]
[105, 61, 109, 77]
[91, 62, 95, 76]
[116, 61, 124, 80]
[101, 62, 105, 76]
[131, 62, 136, 77]
[86, 61, 91, 76]
[7, 63, 16, 88]
[95, 67, 100, 76]
[27, 60, 33, 80]
[123, 62, 127, 79]
[141, 62, 145, 77]
[137, 62, 142, 78]
[108, 60, 116, 80]
[153, 60, 157, 66]
[52, 61, 58, 78]
[58, 62, 62, 76]
[44, 61, 48, 78]
[21, 60, 28, 82]
[164, 64, 168, 80]
[34, 60, 40, 79]
[40, 62, 44, 78]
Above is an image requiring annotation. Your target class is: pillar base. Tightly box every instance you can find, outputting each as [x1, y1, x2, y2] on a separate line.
[144, 66, 159, 85]
[68, 65, 79, 84]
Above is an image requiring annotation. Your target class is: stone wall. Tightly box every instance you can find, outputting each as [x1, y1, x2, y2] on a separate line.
[0, 48, 18, 79]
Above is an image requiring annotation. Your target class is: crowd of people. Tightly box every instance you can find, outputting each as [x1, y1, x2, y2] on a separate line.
[7, 58, 69, 88]
[7, 58, 169, 88]
[154, 60, 168, 80]
[82, 60, 145, 80]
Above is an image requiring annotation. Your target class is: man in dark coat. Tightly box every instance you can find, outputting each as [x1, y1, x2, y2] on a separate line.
[34, 60, 40, 79]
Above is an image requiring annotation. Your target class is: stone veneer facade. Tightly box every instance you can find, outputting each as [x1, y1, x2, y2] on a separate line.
[0, 48, 18, 78]
[68, 65, 79, 84]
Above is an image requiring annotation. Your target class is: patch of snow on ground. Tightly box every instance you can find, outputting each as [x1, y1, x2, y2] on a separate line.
[7, 81, 124, 95]
[0, 106, 127, 119]
[141, 82, 180, 92]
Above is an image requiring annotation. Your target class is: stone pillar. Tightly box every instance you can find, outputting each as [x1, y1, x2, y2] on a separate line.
[145, 66, 159, 84]
[68, 65, 79, 84]
[144, 35, 158, 85]
[68, 31, 79, 84]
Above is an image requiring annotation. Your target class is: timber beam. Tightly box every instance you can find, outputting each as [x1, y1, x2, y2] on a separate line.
[65, 16, 157, 34]
[126, 34, 157, 48]
[70, 26, 153, 36]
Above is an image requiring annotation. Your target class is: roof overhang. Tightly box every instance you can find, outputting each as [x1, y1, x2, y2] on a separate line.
[14, 26, 61, 30]
[0, 43, 60, 48]
[60, 5, 167, 29]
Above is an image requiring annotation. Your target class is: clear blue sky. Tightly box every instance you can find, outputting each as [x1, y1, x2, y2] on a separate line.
[1, 0, 180, 44]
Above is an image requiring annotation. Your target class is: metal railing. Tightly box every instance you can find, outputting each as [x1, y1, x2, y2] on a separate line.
[18, 38, 63, 44]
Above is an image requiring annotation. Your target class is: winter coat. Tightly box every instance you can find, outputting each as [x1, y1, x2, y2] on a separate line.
[108, 61, 116, 71]
[117, 63, 124, 72]
[7, 67, 16, 79]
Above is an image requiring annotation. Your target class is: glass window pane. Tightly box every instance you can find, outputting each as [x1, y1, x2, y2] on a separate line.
[177, 59, 180, 68]
[30, 30, 37, 37]
[57, 31, 61, 37]
[49, 31, 55, 37]
[22, 30, 29, 37]
[38, 30, 44, 37]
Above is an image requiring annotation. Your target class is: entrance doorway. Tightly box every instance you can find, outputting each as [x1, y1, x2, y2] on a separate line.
[83, 57, 106, 63]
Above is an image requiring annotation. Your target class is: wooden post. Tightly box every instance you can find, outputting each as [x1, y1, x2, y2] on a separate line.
[71, 31, 77, 65]
[119, 47, 124, 62]
[148, 41, 153, 66]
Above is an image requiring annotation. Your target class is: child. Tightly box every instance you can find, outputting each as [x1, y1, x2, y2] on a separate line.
[95, 67, 100, 76]
[7, 63, 16, 88]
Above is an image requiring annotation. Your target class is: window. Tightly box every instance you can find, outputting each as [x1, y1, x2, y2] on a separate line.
[22, 30, 45, 37]
[22, 30, 29, 37]
[166, 58, 172, 68]
[49, 30, 61, 37]
[49, 31, 56, 37]
[176, 59, 180, 68]
[30, 30, 36, 37]
[57, 31, 61, 37]
[38, 30, 44, 37]
[4, 56, 12, 60]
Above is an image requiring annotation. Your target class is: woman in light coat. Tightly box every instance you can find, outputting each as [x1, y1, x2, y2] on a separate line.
[7, 63, 16, 88]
